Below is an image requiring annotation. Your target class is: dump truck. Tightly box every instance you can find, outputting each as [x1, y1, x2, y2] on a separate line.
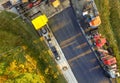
[82, 1, 101, 29]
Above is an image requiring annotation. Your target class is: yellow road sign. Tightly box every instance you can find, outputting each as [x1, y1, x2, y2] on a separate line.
[31, 14, 48, 30]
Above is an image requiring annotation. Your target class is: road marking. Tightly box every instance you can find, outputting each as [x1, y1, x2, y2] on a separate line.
[60, 33, 81, 46]
[51, 20, 71, 33]
[89, 58, 96, 63]
[89, 65, 100, 72]
[73, 42, 87, 50]
[68, 49, 92, 63]
[61, 40, 76, 49]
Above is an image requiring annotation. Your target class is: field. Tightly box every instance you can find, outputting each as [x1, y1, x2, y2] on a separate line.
[0, 11, 66, 83]
[94, 0, 120, 82]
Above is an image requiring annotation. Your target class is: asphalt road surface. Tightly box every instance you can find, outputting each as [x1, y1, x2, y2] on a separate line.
[48, 7, 111, 83]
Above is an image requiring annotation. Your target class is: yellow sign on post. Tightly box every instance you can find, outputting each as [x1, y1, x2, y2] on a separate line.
[31, 14, 48, 30]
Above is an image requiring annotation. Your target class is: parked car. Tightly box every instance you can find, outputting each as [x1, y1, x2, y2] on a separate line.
[27, 3, 33, 9]
[51, 46, 60, 60]
[48, 40, 53, 47]
[33, 0, 42, 6]
[41, 27, 51, 41]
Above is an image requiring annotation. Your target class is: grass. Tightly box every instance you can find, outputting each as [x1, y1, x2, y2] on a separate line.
[0, 11, 66, 83]
[94, 0, 120, 82]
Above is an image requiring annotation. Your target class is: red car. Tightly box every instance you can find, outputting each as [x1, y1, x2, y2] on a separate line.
[33, 0, 42, 6]
[26, 0, 42, 9]
[27, 3, 33, 8]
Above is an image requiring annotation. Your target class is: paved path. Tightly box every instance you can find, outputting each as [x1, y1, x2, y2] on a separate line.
[46, 24, 78, 83]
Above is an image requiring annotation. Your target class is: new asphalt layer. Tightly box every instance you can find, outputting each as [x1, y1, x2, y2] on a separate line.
[48, 7, 110, 83]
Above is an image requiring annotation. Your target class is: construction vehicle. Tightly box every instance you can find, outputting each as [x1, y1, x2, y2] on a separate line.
[92, 33, 120, 78]
[97, 48, 120, 78]
[31, 14, 48, 30]
[50, 0, 60, 8]
[92, 33, 106, 48]
[82, 1, 101, 29]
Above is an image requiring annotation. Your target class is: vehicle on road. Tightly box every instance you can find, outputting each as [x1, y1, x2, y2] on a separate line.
[33, 0, 42, 6]
[91, 33, 120, 78]
[82, 1, 101, 29]
[27, 3, 33, 9]
[51, 46, 60, 60]
[97, 49, 120, 78]
[48, 40, 53, 47]
[41, 26, 51, 41]
[92, 33, 106, 48]
[26, 0, 42, 9]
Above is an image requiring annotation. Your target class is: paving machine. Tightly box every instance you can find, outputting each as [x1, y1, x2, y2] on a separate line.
[92, 34, 120, 78]
[97, 48, 120, 78]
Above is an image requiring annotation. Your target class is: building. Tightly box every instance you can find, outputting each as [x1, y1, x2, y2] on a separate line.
[0, 0, 21, 14]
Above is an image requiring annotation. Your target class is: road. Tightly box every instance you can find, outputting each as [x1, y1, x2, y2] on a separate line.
[48, 7, 110, 83]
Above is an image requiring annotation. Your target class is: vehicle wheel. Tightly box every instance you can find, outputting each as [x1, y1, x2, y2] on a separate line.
[104, 71, 111, 78]
[93, 42, 96, 46]
[107, 47, 114, 56]
[105, 40, 110, 46]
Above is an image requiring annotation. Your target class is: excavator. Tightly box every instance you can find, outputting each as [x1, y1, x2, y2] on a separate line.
[82, 1, 101, 29]
[92, 33, 120, 78]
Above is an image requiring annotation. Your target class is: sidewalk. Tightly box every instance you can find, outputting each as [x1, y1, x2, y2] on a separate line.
[44, 24, 78, 83]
